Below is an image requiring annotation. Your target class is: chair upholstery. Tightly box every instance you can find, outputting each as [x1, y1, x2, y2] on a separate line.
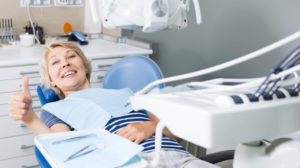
[102, 56, 165, 92]
[37, 85, 59, 106]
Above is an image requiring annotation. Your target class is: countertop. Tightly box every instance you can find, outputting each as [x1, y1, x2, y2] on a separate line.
[0, 38, 153, 67]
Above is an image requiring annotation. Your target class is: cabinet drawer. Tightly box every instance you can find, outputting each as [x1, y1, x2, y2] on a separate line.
[91, 58, 122, 71]
[0, 90, 39, 105]
[0, 104, 8, 116]
[0, 101, 41, 117]
[0, 155, 39, 168]
[0, 77, 40, 93]
[0, 65, 39, 81]
[0, 116, 32, 138]
[90, 71, 106, 83]
[91, 82, 103, 88]
[0, 134, 35, 160]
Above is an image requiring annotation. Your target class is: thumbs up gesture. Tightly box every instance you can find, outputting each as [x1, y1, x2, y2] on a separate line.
[9, 76, 34, 123]
[21, 76, 32, 100]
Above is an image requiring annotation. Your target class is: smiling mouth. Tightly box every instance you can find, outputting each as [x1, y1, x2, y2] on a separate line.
[62, 70, 76, 78]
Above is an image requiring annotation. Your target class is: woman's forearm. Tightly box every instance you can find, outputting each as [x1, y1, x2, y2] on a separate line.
[148, 112, 180, 140]
[24, 112, 70, 134]
[23, 112, 52, 134]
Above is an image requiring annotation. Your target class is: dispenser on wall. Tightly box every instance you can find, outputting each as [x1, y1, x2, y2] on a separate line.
[54, 0, 83, 7]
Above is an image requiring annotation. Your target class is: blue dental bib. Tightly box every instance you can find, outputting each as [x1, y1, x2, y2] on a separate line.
[42, 88, 134, 130]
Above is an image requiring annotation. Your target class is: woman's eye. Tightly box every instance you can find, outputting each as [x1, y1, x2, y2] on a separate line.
[51, 61, 59, 66]
[68, 54, 76, 59]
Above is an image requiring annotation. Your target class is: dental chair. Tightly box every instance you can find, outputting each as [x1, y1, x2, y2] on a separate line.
[35, 55, 233, 167]
[34, 55, 165, 168]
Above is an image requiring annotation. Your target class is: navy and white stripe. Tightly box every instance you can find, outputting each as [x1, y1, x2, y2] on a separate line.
[105, 110, 186, 153]
[41, 109, 186, 153]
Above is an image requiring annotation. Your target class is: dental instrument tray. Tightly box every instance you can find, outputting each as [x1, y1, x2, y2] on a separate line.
[35, 129, 147, 168]
[130, 77, 300, 149]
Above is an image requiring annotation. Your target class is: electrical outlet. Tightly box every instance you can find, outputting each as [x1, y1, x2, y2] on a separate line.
[54, 0, 83, 7]
[20, 0, 51, 7]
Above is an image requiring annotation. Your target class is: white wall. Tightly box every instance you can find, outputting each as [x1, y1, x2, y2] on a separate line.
[134, 0, 300, 84]
[0, 1, 84, 35]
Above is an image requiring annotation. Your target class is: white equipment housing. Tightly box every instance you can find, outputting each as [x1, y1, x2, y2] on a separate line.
[130, 78, 300, 148]
[89, 0, 202, 32]
[130, 78, 300, 168]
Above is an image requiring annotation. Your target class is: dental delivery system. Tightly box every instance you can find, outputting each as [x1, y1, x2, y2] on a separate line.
[130, 31, 300, 167]
[88, 0, 300, 167]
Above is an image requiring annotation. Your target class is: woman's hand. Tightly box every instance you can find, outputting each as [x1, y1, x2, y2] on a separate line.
[148, 112, 181, 141]
[117, 121, 156, 144]
[9, 76, 35, 123]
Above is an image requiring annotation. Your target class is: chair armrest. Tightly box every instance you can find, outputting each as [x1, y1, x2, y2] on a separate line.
[199, 150, 234, 164]
[35, 146, 51, 168]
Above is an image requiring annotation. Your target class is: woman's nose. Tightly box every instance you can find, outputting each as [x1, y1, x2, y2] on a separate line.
[62, 62, 70, 68]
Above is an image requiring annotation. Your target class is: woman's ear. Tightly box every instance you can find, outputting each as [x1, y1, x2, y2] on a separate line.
[50, 81, 56, 87]
[85, 68, 89, 77]
[48, 76, 56, 87]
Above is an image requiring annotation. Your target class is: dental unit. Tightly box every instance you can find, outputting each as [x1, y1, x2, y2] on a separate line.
[89, 0, 300, 167]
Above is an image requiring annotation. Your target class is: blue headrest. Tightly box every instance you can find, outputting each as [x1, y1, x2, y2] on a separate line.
[102, 56, 165, 92]
[37, 85, 59, 105]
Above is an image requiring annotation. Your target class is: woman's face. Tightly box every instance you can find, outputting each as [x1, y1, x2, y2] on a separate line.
[47, 46, 89, 95]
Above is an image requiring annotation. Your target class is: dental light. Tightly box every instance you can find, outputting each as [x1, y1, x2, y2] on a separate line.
[89, 0, 202, 32]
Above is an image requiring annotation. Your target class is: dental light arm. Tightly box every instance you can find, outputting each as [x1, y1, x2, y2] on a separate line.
[89, 0, 202, 32]
[192, 0, 202, 24]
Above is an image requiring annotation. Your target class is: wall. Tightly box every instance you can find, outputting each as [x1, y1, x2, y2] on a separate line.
[2, 0, 300, 83]
[134, 0, 300, 84]
[0, 1, 84, 36]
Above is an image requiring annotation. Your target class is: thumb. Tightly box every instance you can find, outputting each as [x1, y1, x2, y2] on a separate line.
[22, 76, 31, 98]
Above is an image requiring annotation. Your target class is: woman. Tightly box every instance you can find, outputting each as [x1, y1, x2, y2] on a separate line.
[9, 41, 218, 168]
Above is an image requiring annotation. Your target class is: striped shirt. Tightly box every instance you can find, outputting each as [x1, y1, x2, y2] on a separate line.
[40, 110, 186, 153]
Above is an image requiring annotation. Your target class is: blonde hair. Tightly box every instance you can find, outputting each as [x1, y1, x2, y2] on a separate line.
[39, 41, 91, 98]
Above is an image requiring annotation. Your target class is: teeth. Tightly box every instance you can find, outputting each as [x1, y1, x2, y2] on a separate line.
[63, 71, 75, 78]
